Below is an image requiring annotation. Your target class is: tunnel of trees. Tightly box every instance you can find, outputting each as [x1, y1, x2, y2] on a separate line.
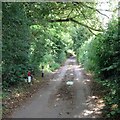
[2, 2, 120, 118]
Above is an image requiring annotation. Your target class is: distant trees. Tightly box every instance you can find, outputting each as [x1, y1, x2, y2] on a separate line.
[70, 26, 91, 61]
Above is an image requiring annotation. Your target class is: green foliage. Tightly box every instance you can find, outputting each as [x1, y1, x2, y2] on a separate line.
[70, 26, 91, 55]
[77, 18, 120, 118]
[50, 62, 60, 72]
[101, 79, 120, 118]
[29, 22, 68, 72]
[2, 2, 119, 118]
[2, 3, 31, 87]
[57, 51, 66, 64]
[2, 3, 70, 88]
[78, 34, 104, 76]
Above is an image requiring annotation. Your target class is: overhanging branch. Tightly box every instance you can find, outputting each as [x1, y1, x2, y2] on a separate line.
[49, 18, 72, 22]
[80, 12, 97, 35]
[80, 2, 109, 18]
[71, 19, 103, 32]
[48, 18, 103, 32]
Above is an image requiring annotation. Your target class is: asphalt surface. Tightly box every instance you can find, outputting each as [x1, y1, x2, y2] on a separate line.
[11, 58, 100, 118]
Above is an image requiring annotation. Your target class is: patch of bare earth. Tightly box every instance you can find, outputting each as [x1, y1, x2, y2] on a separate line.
[55, 70, 75, 101]
[51, 68, 76, 116]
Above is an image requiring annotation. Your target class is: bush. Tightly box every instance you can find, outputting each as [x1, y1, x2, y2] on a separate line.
[57, 51, 66, 64]
[77, 18, 120, 118]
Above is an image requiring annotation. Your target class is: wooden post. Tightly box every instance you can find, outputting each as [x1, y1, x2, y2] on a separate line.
[41, 65, 44, 77]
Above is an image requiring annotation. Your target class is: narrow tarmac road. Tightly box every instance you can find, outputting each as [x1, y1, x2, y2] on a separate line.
[11, 58, 101, 118]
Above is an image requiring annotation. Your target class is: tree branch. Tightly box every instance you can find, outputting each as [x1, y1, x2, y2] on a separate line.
[87, 27, 97, 36]
[73, 3, 104, 33]
[71, 19, 103, 32]
[79, 2, 109, 18]
[67, 9, 74, 18]
[78, 9, 97, 35]
[49, 18, 72, 22]
[48, 18, 103, 32]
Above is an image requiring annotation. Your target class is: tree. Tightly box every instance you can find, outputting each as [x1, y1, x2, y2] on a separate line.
[2, 3, 30, 86]
[24, 2, 107, 34]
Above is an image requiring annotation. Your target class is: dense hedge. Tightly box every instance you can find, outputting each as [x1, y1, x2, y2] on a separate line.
[2, 3, 31, 87]
[76, 18, 120, 118]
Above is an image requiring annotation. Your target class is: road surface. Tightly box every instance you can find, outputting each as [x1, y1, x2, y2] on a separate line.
[11, 57, 101, 118]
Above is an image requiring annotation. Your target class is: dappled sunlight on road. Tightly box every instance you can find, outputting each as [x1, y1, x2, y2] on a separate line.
[70, 73, 74, 76]
[83, 79, 91, 85]
[73, 95, 105, 118]
[11, 58, 104, 118]
[75, 78, 79, 81]
[50, 78, 60, 82]
[72, 60, 104, 118]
